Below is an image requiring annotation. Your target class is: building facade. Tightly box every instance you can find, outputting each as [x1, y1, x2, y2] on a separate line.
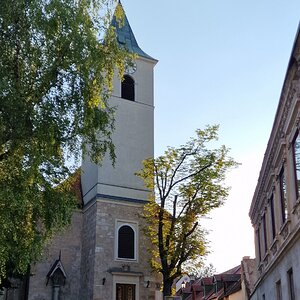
[249, 25, 300, 300]
[176, 264, 248, 300]
[1, 3, 161, 300]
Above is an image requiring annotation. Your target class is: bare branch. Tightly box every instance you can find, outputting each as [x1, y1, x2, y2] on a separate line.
[163, 151, 191, 199]
[170, 163, 212, 191]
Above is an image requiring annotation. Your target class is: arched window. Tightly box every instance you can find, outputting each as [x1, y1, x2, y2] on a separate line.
[121, 75, 135, 101]
[118, 225, 135, 259]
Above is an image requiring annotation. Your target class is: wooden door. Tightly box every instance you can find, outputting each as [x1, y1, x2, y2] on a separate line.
[116, 284, 136, 300]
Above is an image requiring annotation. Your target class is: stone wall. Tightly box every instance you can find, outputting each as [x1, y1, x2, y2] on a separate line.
[79, 201, 97, 299]
[28, 211, 83, 300]
[92, 198, 159, 300]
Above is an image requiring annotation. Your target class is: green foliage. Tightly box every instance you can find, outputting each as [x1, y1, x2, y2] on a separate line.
[184, 261, 216, 279]
[0, 0, 129, 282]
[137, 125, 238, 296]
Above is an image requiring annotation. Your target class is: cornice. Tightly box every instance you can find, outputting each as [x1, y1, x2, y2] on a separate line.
[250, 53, 299, 223]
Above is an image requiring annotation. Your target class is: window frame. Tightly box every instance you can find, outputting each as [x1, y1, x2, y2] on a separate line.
[269, 194, 276, 240]
[262, 213, 268, 254]
[279, 167, 288, 224]
[121, 75, 135, 101]
[256, 227, 262, 262]
[276, 280, 282, 300]
[115, 220, 138, 261]
[292, 130, 300, 199]
[287, 268, 295, 300]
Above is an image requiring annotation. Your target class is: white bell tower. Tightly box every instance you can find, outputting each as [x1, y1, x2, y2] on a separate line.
[80, 2, 160, 299]
[81, 2, 157, 205]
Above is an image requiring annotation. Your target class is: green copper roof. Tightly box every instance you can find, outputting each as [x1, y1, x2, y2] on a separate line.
[111, 3, 155, 61]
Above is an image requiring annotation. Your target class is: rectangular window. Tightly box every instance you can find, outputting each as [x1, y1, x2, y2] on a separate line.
[276, 280, 282, 300]
[279, 167, 288, 223]
[288, 268, 295, 300]
[262, 214, 268, 253]
[293, 130, 300, 198]
[270, 195, 276, 239]
[257, 228, 262, 262]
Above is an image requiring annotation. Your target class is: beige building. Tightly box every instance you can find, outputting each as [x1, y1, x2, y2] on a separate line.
[1, 2, 161, 300]
[249, 24, 300, 300]
[176, 259, 256, 300]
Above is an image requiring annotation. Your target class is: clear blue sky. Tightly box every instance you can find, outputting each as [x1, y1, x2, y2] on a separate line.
[120, 0, 300, 272]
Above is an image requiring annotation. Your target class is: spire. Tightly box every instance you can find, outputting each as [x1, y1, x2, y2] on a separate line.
[111, 2, 155, 61]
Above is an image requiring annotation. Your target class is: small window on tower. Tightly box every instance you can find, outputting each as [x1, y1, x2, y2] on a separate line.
[121, 75, 135, 101]
[117, 224, 135, 259]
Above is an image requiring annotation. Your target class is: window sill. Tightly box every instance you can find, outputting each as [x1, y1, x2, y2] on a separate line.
[115, 257, 137, 263]
[258, 261, 264, 275]
[262, 252, 270, 266]
[270, 237, 278, 256]
[279, 218, 290, 240]
[292, 197, 300, 218]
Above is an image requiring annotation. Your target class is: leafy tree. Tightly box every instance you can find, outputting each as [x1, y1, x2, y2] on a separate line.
[187, 262, 216, 279]
[0, 0, 128, 282]
[137, 125, 238, 296]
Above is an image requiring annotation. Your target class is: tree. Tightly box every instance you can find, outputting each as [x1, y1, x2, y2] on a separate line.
[187, 262, 216, 279]
[137, 125, 238, 296]
[0, 0, 129, 282]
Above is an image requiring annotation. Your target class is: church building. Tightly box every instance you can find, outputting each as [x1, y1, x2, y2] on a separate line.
[2, 2, 161, 300]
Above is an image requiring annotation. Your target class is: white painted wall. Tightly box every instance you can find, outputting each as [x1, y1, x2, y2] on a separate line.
[82, 57, 156, 204]
[250, 234, 300, 299]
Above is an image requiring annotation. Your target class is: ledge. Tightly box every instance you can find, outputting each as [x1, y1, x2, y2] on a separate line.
[292, 197, 300, 218]
[108, 267, 143, 277]
[279, 219, 290, 240]
[270, 238, 278, 256]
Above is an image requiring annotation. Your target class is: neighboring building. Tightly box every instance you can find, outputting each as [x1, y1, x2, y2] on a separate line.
[249, 25, 300, 299]
[1, 2, 161, 300]
[240, 257, 256, 300]
[175, 275, 192, 294]
[177, 263, 252, 300]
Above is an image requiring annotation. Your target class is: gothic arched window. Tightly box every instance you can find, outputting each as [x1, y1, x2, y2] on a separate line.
[121, 75, 135, 101]
[118, 225, 135, 259]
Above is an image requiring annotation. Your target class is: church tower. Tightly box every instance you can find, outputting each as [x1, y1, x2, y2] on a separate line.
[81, 2, 159, 299]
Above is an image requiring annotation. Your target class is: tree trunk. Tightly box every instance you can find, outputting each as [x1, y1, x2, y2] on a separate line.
[162, 277, 173, 297]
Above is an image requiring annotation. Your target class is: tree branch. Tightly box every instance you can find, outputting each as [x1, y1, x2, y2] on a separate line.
[170, 163, 212, 191]
[184, 221, 198, 239]
[165, 195, 178, 250]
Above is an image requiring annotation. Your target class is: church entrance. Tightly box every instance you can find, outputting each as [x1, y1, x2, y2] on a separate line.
[116, 283, 136, 300]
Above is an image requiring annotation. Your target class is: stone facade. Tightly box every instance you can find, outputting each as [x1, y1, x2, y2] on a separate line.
[29, 212, 83, 300]
[249, 25, 300, 299]
[22, 195, 160, 300]
[80, 202, 97, 299]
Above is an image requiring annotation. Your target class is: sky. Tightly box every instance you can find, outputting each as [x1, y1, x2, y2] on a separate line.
[119, 1, 300, 273]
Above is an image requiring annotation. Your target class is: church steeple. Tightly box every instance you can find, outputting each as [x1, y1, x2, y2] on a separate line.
[111, 2, 155, 61]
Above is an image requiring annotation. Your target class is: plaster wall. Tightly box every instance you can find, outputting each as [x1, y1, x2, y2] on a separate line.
[227, 290, 243, 300]
[81, 58, 155, 204]
[250, 233, 300, 299]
